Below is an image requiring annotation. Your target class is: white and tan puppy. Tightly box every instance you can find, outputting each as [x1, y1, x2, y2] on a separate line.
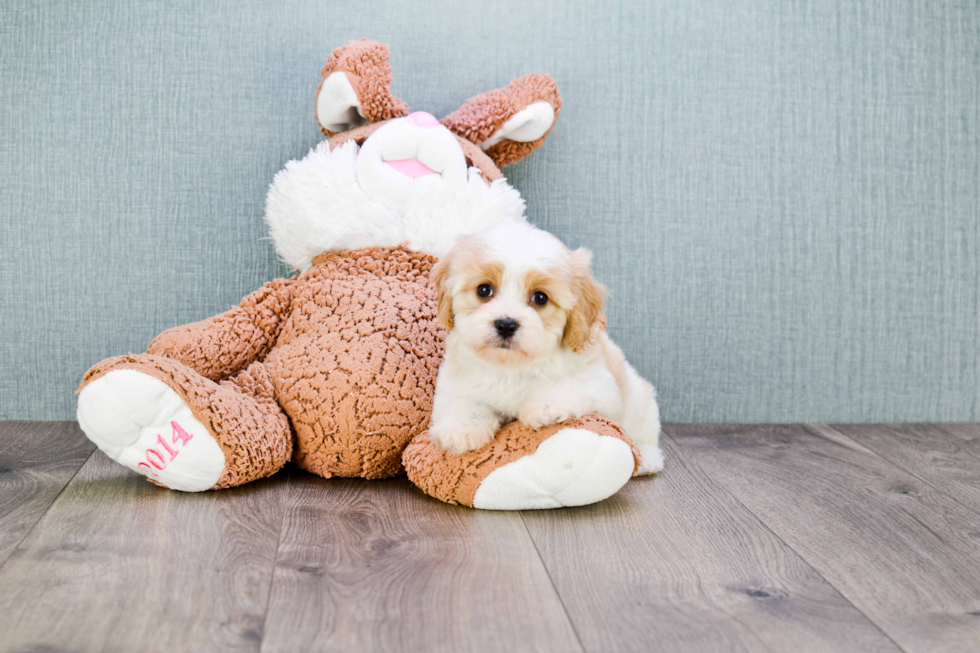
[429, 220, 665, 475]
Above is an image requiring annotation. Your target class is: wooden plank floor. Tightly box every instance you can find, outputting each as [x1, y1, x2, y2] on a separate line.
[0, 422, 978, 653]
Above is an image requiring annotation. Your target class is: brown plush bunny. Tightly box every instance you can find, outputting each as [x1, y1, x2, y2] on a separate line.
[76, 40, 641, 509]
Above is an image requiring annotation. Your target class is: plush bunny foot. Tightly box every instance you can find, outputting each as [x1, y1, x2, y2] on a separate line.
[403, 413, 640, 510]
[473, 426, 635, 509]
[77, 369, 225, 491]
[78, 354, 293, 491]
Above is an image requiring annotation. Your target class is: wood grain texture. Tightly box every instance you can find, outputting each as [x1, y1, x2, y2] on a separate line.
[519, 435, 900, 653]
[670, 424, 980, 653]
[0, 451, 287, 653]
[937, 423, 980, 451]
[260, 475, 582, 653]
[942, 424, 980, 436]
[5, 422, 980, 652]
[826, 424, 980, 514]
[0, 421, 94, 568]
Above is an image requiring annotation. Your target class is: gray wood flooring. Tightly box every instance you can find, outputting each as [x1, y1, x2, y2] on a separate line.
[1, 422, 978, 653]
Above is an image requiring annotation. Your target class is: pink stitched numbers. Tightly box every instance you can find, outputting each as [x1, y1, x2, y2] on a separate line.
[137, 421, 194, 477]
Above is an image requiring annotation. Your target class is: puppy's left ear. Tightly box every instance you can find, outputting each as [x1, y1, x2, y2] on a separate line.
[562, 249, 606, 353]
[430, 253, 455, 330]
[441, 73, 561, 168]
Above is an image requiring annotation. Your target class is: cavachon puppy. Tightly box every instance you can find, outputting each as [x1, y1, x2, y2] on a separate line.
[429, 220, 665, 475]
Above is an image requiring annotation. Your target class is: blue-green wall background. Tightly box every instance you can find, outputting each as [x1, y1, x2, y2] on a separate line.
[1, 0, 977, 422]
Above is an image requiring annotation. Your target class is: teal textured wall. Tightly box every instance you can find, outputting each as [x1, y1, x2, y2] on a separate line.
[1, 0, 977, 422]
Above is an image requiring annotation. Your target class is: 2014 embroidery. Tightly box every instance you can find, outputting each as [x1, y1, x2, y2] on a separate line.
[137, 421, 194, 476]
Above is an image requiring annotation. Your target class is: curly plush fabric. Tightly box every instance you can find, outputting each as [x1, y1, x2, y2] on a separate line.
[79, 355, 292, 489]
[441, 73, 562, 168]
[318, 39, 409, 137]
[402, 414, 640, 507]
[268, 246, 444, 478]
[147, 277, 296, 381]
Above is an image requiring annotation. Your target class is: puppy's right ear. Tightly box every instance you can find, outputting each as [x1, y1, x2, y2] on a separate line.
[316, 39, 410, 136]
[430, 253, 455, 330]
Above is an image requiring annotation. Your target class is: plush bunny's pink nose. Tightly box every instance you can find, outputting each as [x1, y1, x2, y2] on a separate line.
[406, 111, 440, 128]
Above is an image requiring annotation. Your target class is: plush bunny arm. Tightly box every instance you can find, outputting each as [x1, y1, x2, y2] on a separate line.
[147, 277, 297, 381]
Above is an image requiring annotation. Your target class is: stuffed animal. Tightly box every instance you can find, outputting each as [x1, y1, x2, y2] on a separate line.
[76, 39, 644, 509]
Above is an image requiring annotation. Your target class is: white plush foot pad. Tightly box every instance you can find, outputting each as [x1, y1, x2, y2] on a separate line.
[472, 428, 635, 510]
[636, 443, 665, 476]
[77, 370, 226, 492]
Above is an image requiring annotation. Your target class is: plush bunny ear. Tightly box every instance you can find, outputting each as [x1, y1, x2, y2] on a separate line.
[441, 73, 561, 168]
[316, 39, 410, 137]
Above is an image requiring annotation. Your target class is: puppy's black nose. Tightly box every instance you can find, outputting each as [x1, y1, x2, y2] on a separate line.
[494, 317, 520, 339]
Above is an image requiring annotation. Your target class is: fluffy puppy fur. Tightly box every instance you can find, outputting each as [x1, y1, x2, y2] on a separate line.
[429, 221, 665, 475]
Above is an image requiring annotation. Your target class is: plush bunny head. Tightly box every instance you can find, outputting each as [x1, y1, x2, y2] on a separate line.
[265, 40, 562, 271]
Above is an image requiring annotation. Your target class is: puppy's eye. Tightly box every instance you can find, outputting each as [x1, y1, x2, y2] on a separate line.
[530, 291, 548, 306]
[477, 284, 494, 299]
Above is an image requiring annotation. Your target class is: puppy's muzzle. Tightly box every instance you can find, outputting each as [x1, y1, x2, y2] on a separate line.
[493, 317, 520, 340]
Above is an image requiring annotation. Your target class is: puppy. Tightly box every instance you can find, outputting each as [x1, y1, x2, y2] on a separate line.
[428, 220, 664, 475]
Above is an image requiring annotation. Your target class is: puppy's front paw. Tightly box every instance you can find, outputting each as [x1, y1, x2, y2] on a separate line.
[636, 443, 665, 476]
[519, 402, 579, 430]
[430, 421, 498, 456]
